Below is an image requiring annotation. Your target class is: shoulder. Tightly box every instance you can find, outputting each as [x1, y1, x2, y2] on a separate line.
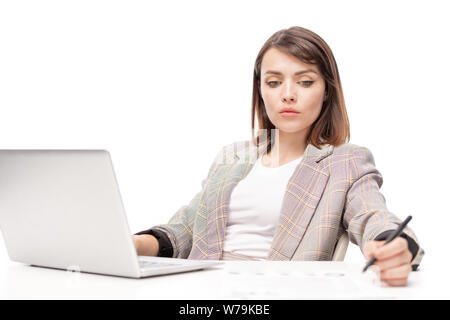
[329, 143, 381, 181]
[331, 142, 376, 163]
[214, 140, 257, 162]
[332, 142, 372, 154]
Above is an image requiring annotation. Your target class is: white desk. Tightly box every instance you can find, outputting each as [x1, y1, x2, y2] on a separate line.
[0, 259, 446, 300]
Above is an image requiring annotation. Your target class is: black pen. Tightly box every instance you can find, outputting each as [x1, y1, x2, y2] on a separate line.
[362, 215, 412, 273]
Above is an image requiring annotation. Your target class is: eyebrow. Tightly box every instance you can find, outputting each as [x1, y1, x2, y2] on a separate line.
[263, 69, 318, 76]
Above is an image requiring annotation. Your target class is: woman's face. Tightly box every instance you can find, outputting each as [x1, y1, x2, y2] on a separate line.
[259, 47, 327, 136]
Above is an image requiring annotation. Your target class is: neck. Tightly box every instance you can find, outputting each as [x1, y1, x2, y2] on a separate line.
[264, 129, 308, 166]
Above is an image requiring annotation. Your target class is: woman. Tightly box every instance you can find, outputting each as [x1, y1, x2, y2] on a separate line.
[133, 26, 424, 287]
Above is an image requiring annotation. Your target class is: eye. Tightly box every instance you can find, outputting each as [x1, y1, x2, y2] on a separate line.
[266, 81, 280, 87]
[265, 80, 314, 87]
[299, 81, 314, 86]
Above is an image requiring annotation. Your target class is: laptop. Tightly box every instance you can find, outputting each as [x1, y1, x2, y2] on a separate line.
[0, 150, 222, 278]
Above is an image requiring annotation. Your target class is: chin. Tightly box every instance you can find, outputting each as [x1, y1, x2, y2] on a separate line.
[275, 124, 308, 134]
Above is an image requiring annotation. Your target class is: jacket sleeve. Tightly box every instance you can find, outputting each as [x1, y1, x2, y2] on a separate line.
[136, 144, 227, 258]
[342, 146, 425, 270]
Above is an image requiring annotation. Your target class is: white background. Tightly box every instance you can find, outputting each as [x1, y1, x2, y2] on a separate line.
[0, 0, 448, 272]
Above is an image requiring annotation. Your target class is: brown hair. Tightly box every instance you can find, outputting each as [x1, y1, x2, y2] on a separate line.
[251, 26, 350, 152]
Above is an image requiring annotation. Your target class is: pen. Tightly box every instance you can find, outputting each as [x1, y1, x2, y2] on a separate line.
[362, 215, 412, 273]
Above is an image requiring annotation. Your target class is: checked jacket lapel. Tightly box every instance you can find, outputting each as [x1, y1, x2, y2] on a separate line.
[268, 144, 333, 260]
[204, 141, 261, 260]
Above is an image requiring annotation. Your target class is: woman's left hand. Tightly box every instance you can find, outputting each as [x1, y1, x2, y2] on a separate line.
[363, 237, 412, 287]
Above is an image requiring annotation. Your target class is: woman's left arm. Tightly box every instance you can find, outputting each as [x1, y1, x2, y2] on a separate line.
[342, 146, 425, 286]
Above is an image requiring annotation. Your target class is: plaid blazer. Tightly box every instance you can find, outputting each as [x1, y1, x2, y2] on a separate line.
[150, 138, 424, 267]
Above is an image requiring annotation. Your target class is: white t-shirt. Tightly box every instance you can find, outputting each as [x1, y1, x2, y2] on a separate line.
[222, 154, 303, 260]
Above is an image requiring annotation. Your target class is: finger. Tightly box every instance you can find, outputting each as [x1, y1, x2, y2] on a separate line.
[375, 237, 408, 260]
[364, 240, 385, 259]
[374, 250, 412, 271]
[384, 278, 408, 287]
[380, 263, 412, 281]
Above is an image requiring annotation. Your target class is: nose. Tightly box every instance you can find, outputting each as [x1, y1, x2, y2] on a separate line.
[281, 82, 297, 104]
[282, 95, 296, 104]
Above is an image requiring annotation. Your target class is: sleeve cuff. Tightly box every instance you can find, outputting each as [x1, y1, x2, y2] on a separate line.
[374, 230, 420, 271]
[134, 228, 174, 258]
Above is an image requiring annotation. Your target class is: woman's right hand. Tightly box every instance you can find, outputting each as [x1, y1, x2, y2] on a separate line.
[132, 235, 142, 253]
[133, 234, 159, 256]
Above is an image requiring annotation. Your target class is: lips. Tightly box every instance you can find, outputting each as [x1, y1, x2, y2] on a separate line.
[280, 108, 300, 117]
[279, 107, 299, 113]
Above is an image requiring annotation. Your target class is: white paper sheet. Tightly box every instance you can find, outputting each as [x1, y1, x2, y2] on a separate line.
[219, 262, 394, 299]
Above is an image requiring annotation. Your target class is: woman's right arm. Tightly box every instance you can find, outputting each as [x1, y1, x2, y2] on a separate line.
[133, 234, 159, 256]
[133, 143, 232, 258]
